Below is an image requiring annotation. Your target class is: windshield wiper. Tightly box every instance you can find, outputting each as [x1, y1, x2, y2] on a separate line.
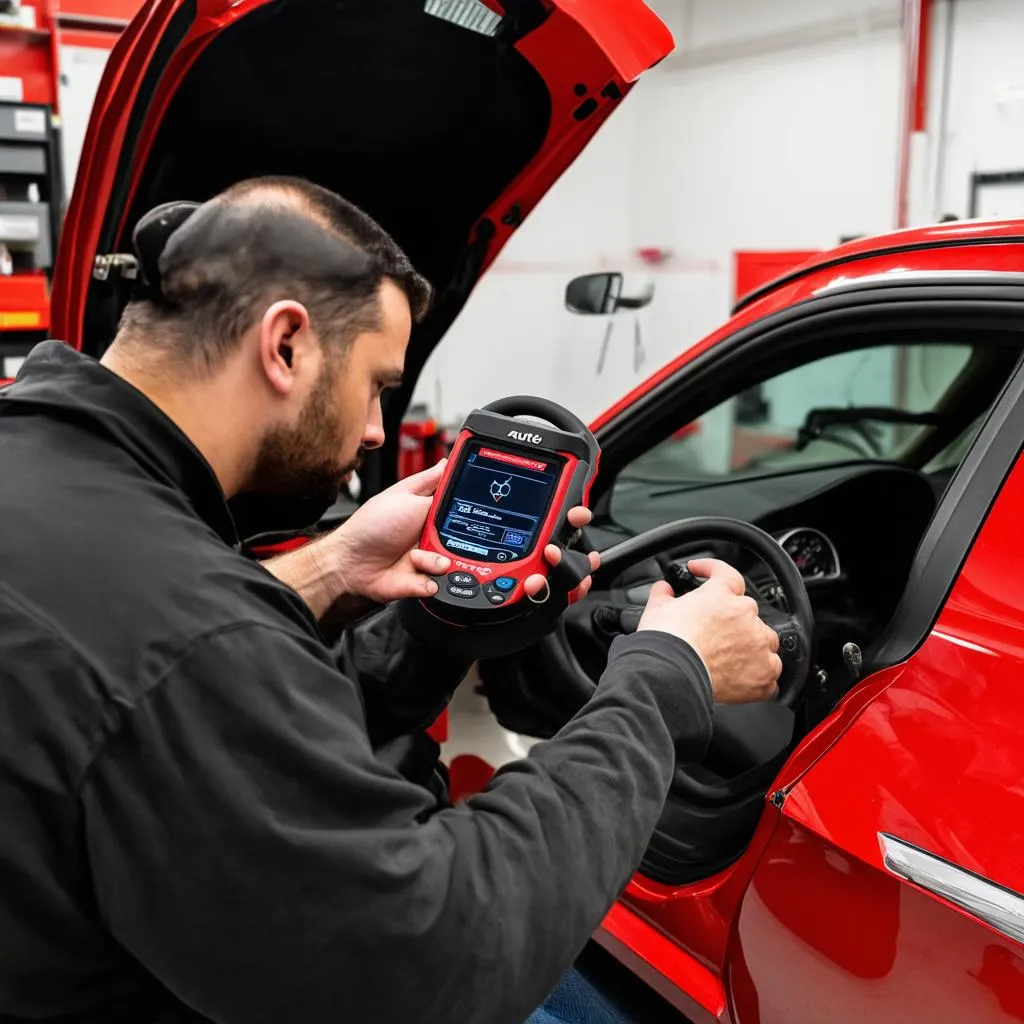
[796, 406, 945, 456]
[633, 407, 947, 500]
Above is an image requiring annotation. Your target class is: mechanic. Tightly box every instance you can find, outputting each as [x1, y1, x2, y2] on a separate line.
[0, 176, 782, 1024]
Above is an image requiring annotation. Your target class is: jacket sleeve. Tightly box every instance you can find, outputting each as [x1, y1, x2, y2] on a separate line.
[334, 603, 472, 747]
[81, 621, 713, 1024]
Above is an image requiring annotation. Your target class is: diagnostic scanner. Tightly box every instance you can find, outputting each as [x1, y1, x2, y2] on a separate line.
[397, 396, 600, 660]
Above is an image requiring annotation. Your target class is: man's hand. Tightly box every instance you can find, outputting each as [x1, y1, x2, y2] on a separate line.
[524, 511, 600, 605]
[322, 460, 452, 606]
[268, 460, 599, 620]
[638, 558, 781, 702]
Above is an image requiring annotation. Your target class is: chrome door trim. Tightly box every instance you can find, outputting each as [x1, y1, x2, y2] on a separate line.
[814, 269, 1024, 296]
[880, 833, 1024, 946]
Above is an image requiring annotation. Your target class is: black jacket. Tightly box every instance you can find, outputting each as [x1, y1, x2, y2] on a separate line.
[0, 342, 714, 1024]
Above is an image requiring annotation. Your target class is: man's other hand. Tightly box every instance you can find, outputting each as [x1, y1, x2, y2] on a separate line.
[524, 507, 600, 605]
[638, 558, 782, 702]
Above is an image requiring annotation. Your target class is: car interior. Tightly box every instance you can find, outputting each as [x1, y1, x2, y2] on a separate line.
[479, 313, 1024, 884]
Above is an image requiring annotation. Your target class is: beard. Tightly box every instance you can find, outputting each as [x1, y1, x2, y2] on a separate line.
[249, 364, 361, 510]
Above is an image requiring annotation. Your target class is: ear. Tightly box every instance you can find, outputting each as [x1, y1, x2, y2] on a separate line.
[257, 300, 312, 395]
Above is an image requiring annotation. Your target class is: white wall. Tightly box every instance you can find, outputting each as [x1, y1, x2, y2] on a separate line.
[914, 0, 1024, 220]
[416, 0, 1024, 437]
[646, 0, 899, 48]
[632, 0, 902, 317]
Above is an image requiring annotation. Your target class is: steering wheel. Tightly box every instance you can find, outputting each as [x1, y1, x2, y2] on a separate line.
[538, 517, 815, 802]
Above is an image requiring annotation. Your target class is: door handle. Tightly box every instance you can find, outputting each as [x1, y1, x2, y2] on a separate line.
[880, 833, 1024, 946]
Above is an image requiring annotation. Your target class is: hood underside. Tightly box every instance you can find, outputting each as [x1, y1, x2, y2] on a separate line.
[86, 0, 552, 354]
[125, 0, 551, 308]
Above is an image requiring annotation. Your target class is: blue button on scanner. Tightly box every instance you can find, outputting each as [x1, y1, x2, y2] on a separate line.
[494, 577, 516, 592]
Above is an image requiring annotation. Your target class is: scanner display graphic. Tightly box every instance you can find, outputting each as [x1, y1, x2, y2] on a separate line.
[489, 477, 512, 503]
[439, 445, 558, 562]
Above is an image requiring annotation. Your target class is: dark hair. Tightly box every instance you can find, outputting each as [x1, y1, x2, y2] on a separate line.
[118, 176, 432, 370]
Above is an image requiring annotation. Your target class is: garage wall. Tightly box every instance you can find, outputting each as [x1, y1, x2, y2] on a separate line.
[914, 0, 1024, 220]
[628, 0, 904, 391]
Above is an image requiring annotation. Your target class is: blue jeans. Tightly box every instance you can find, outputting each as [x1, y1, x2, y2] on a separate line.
[526, 968, 636, 1024]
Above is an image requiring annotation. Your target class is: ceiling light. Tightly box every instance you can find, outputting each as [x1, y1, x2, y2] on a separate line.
[424, 0, 502, 37]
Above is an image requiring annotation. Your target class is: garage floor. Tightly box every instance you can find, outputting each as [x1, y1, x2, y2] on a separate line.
[440, 666, 539, 769]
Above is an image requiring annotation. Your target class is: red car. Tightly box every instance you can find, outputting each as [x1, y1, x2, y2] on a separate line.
[51, 2, 1024, 1022]
[506, 227, 1024, 1023]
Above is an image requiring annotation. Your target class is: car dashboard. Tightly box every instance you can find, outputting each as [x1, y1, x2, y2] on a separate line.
[595, 461, 939, 677]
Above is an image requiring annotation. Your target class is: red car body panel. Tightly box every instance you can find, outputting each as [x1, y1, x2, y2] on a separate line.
[48, 0, 673, 347]
[734, 455, 1024, 1024]
[733, 813, 1024, 1024]
[596, 661, 913, 1021]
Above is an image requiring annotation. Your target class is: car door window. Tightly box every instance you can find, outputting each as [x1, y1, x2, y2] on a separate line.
[616, 342, 974, 487]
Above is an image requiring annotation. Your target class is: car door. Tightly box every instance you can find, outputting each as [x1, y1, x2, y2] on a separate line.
[729, 356, 1024, 1024]
[475, 272, 1024, 1023]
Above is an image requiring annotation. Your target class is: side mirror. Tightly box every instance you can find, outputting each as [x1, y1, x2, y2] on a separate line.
[565, 272, 655, 315]
[565, 272, 622, 315]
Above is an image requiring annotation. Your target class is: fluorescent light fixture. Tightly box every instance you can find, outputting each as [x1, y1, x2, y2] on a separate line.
[424, 0, 502, 36]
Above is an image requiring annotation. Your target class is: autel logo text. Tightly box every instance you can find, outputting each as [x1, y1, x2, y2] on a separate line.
[507, 430, 543, 444]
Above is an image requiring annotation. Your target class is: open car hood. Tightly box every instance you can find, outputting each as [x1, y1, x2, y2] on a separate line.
[50, 0, 672, 501]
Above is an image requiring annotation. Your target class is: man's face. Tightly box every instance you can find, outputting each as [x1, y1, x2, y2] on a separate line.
[251, 280, 410, 508]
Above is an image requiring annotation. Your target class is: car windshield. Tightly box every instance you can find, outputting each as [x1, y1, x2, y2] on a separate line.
[617, 342, 976, 487]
